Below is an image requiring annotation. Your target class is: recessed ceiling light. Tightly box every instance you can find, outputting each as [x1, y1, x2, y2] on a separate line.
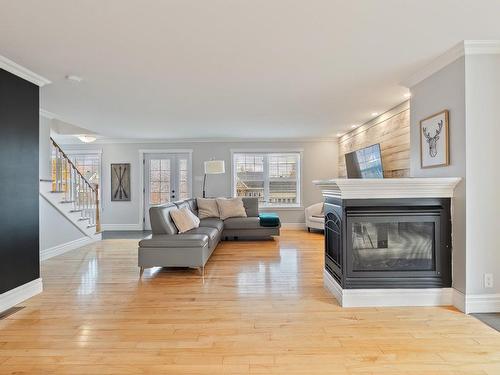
[371, 112, 379, 117]
[404, 92, 411, 99]
[351, 124, 358, 129]
[66, 75, 84, 83]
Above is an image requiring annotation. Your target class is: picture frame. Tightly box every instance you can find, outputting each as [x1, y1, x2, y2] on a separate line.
[111, 163, 131, 201]
[420, 110, 449, 169]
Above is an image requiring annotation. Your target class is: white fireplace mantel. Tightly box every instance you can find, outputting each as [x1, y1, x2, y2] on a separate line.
[312, 177, 461, 200]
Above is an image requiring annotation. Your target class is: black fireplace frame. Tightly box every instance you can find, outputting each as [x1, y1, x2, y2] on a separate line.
[324, 197, 451, 289]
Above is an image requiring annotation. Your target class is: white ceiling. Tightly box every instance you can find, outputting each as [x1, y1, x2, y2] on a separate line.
[1, 0, 500, 140]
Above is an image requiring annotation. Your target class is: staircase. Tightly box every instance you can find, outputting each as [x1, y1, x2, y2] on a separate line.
[39, 138, 101, 256]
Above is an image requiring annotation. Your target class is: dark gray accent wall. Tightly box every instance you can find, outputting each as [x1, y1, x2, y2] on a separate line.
[0, 69, 40, 294]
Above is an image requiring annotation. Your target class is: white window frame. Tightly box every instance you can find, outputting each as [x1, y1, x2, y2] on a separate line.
[230, 149, 303, 208]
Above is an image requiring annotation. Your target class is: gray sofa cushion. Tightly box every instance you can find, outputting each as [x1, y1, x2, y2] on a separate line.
[199, 218, 224, 231]
[242, 197, 259, 217]
[186, 227, 220, 248]
[223, 217, 261, 230]
[149, 204, 179, 235]
[139, 234, 208, 248]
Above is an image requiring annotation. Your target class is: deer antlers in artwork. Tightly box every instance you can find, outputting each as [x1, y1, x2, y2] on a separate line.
[423, 120, 443, 158]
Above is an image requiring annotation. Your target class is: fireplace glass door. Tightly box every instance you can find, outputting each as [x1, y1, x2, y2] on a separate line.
[346, 214, 439, 276]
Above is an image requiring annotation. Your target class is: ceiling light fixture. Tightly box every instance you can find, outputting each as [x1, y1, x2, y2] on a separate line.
[77, 135, 97, 143]
[351, 125, 358, 129]
[66, 75, 84, 83]
[371, 112, 379, 117]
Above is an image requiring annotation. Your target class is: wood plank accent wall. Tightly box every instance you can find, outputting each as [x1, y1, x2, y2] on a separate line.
[338, 101, 410, 178]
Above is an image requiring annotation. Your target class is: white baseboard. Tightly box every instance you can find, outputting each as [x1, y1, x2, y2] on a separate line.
[0, 278, 43, 313]
[323, 269, 343, 305]
[100, 223, 143, 231]
[323, 269, 454, 308]
[40, 234, 101, 261]
[452, 289, 466, 312]
[281, 222, 306, 229]
[465, 293, 500, 313]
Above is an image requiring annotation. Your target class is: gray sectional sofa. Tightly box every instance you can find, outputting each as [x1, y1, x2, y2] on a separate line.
[138, 197, 280, 276]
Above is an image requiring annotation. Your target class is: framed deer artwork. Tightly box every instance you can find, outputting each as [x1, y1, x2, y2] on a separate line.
[420, 110, 449, 168]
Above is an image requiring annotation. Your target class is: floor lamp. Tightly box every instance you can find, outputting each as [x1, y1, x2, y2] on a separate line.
[203, 160, 225, 198]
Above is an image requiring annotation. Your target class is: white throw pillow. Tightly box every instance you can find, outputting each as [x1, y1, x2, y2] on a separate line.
[184, 207, 200, 227]
[216, 197, 247, 220]
[196, 198, 220, 219]
[170, 207, 199, 233]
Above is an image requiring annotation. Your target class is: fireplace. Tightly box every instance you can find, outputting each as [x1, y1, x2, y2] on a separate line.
[324, 198, 451, 289]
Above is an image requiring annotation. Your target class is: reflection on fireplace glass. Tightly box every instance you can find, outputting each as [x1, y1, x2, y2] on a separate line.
[351, 221, 435, 271]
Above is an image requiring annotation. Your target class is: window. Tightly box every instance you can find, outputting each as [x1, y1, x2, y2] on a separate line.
[232, 152, 301, 207]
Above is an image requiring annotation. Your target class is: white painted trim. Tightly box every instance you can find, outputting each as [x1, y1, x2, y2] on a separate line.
[402, 40, 500, 88]
[230, 150, 303, 207]
[40, 235, 101, 261]
[83, 137, 337, 145]
[323, 270, 454, 308]
[138, 149, 193, 154]
[40, 109, 57, 120]
[313, 177, 462, 199]
[0, 55, 51, 87]
[230, 148, 305, 153]
[64, 148, 103, 155]
[281, 223, 306, 229]
[453, 289, 466, 312]
[463, 40, 500, 55]
[465, 293, 500, 314]
[138, 150, 194, 230]
[323, 269, 343, 306]
[0, 278, 43, 314]
[100, 223, 143, 231]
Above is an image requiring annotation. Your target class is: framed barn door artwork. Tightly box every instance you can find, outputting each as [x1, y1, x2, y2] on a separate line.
[420, 110, 449, 168]
[111, 163, 131, 201]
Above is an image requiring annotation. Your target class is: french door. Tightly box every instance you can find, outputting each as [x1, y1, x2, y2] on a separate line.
[143, 152, 192, 230]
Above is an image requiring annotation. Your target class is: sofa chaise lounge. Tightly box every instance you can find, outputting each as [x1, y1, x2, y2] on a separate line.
[138, 197, 280, 276]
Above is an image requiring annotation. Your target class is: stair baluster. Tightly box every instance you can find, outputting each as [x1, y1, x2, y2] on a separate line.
[49, 137, 101, 234]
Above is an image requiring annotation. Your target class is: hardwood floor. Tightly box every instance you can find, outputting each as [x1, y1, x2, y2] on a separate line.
[1, 230, 499, 374]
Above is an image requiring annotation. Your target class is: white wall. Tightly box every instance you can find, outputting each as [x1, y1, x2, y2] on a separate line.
[39, 196, 85, 251]
[409, 57, 467, 294]
[464, 54, 500, 296]
[61, 139, 338, 228]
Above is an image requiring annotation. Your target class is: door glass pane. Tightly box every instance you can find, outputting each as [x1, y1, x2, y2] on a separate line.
[178, 158, 189, 200]
[351, 221, 435, 271]
[149, 159, 171, 205]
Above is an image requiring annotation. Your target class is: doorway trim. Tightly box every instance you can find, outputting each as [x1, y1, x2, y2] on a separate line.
[138, 149, 193, 230]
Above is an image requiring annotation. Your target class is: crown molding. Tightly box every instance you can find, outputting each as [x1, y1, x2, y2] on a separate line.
[464, 40, 500, 55]
[67, 136, 338, 145]
[0, 55, 51, 87]
[402, 40, 500, 88]
[40, 109, 58, 119]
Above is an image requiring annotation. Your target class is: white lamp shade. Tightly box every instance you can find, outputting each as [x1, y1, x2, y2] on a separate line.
[204, 160, 225, 174]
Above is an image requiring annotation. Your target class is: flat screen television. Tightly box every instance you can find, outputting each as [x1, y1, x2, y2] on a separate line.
[345, 144, 384, 178]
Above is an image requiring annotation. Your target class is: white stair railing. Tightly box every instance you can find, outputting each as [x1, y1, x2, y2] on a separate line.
[50, 137, 101, 233]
